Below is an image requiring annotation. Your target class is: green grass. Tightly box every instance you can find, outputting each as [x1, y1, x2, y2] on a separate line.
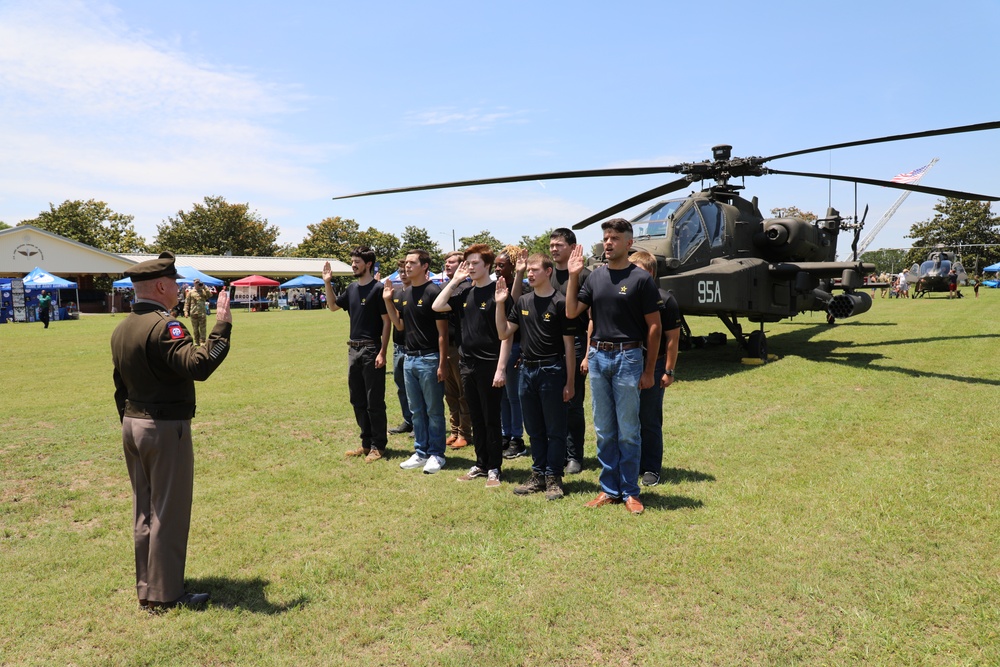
[2, 290, 999, 665]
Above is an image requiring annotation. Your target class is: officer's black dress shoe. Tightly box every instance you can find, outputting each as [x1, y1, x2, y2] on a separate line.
[147, 592, 210, 611]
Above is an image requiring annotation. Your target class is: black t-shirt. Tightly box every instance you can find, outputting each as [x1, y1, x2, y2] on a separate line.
[577, 264, 663, 342]
[509, 291, 577, 360]
[335, 280, 386, 342]
[552, 265, 591, 338]
[445, 278, 471, 348]
[391, 286, 406, 347]
[448, 281, 509, 362]
[655, 289, 681, 357]
[398, 282, 448, 352]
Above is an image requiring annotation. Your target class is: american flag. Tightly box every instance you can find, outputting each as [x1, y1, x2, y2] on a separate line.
[891, 164, 930, 184]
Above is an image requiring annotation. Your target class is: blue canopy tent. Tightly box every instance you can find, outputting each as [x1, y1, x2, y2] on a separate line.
[21, 267, 79, 321]
[982, 262, 1000, 287]
[383, 270, 445, 285]
[175, 266, 224, 286]
[279, 274, 326, 288]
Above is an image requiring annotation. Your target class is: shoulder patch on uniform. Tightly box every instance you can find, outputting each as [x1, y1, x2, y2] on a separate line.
[166, 321, 186, 340]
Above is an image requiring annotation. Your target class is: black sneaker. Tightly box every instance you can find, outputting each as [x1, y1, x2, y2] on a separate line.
[641, 471, 660, 487]
[502, 437, 527, 459]
[389, 422, 413, 434]
[564, 459, 583, 475]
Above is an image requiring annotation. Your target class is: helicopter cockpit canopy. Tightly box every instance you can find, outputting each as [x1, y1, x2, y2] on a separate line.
[919, 256, 952, 277]
[632, 198, 726, 263]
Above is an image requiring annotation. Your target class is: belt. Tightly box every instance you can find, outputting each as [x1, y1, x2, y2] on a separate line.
[347, 340, 377, 348]
[590, 340, 643, 352]
[405, 348, 438, 357]
[521, 355, 562, 367]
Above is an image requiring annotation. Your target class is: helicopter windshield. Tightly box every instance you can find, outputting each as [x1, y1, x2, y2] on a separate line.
[671, 206, 706, 263]
[632, 200, 683, 238]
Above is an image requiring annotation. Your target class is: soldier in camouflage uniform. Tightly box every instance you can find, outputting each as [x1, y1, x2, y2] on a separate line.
[183, 279, 212, 346]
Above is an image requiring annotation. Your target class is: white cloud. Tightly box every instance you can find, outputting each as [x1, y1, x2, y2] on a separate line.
[0, 0, 335, 236]
[405, 106, 529, 133]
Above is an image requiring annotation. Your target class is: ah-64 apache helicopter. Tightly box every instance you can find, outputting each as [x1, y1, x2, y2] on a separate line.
[334, 121, 1000, 360]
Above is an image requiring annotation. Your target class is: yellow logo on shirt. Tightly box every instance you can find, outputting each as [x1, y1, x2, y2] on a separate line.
[619, 286, 628, 294]
[521, 309, 529, 316]
[479, 301, 487, 310]
[543, 313, 552, 321]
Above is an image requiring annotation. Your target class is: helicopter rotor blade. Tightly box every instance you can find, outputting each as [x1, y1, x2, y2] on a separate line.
[765, 168, 1000, 201]
[332, 165, 686, 200]
[763, 120, 1000, 163]
[571, 177, 692, 230]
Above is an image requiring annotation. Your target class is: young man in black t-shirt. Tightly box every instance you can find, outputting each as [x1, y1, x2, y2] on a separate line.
[383, 249, 450, 474]
[629, 250, 681, 487]
[433, 244, 512, 488]
[388, 259, 414, 435]
[549, 228, 591, 474]
[323, 247, 391, 462]
[497, 253, 577, 500]
[566, 219, 662, 515]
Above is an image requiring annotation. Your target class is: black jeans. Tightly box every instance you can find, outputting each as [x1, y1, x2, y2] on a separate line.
[460, 358, 504, 472]
[565, 339, 587, 462]
[348, 345, 387, 450]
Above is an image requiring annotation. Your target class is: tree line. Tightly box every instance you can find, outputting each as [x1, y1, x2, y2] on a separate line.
[7, 195, 1000, 277]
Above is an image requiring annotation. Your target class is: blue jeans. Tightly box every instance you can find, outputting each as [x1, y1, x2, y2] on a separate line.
[588, 346, 643, 499]
[501, 342, 524, 438]
[393, 344, 412, 425]
[638, 355, 666, 476]
[403, 353, 446, 458]
[520, 361, 568, 477]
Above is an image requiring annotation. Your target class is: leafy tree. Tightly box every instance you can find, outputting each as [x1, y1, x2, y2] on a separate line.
[153, 196, 279, 256]
[904, 198, 1000, 270]
[0, 220, 10, 230]
[296, 217, 401, 268]
[21, 199, 147, 253]
[770, 206, 817, 222]
[457, 230, 503, 254]
[399, 226, 444, 270]
[860, 248, 908, 274]
[519, 229, 555, 256]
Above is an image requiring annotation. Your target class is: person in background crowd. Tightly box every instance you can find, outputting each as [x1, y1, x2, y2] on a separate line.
[324, 247, 391, 463]
[628, 251, 681, 488]
[974, 274, 982, 298]
[383, 249, 449, 474]
[184, 279, 212, 346]
[441, 250, 473, 450]
[111, 251, 233, 611]
[37, 289, 52, 328]
[565, 219, 662, 515]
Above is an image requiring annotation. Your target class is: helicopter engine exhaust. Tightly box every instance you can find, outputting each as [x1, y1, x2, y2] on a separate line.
[826, 292, 872, 319]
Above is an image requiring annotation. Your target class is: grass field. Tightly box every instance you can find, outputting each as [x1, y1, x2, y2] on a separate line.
[2, 289, 999, 666]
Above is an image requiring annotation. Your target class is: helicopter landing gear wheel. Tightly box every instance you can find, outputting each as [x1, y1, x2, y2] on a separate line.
[747, 330, 767, 363]
[826, 312, 836, 325]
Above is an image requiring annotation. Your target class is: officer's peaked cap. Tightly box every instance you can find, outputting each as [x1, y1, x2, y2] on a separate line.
[124, 252, 180, 282]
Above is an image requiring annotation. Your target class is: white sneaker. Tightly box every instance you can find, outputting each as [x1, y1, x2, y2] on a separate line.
[422, 455, 446, 474]
[399, 453, 428, 470]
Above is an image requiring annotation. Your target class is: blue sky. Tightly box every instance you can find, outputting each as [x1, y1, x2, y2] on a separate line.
[1, 0, 998, 256]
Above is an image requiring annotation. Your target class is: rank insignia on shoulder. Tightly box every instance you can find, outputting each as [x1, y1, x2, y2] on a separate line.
[166, 322, 186, 340]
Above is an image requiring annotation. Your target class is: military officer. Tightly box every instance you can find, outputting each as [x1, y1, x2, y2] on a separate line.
[111, 252, 233, 611]
[183, 278, 212, 346]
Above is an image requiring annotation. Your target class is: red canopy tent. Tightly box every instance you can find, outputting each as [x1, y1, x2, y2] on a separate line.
[231, 275, 280, 311]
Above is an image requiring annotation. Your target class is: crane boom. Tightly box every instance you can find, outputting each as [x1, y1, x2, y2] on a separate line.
[846, 158, 938, 259]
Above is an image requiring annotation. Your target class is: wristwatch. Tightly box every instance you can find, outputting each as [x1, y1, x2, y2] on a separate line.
[664, 369, 674, 377]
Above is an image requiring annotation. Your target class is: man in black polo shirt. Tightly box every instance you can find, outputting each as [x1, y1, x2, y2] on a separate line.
[323, 247, 391, 462]
[565, 219, 662, 515]
[382, 249, 450, 474]
[432, 244, 512, 488]
[497, 253, 576, 500]
[549, 228, 591, 474]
